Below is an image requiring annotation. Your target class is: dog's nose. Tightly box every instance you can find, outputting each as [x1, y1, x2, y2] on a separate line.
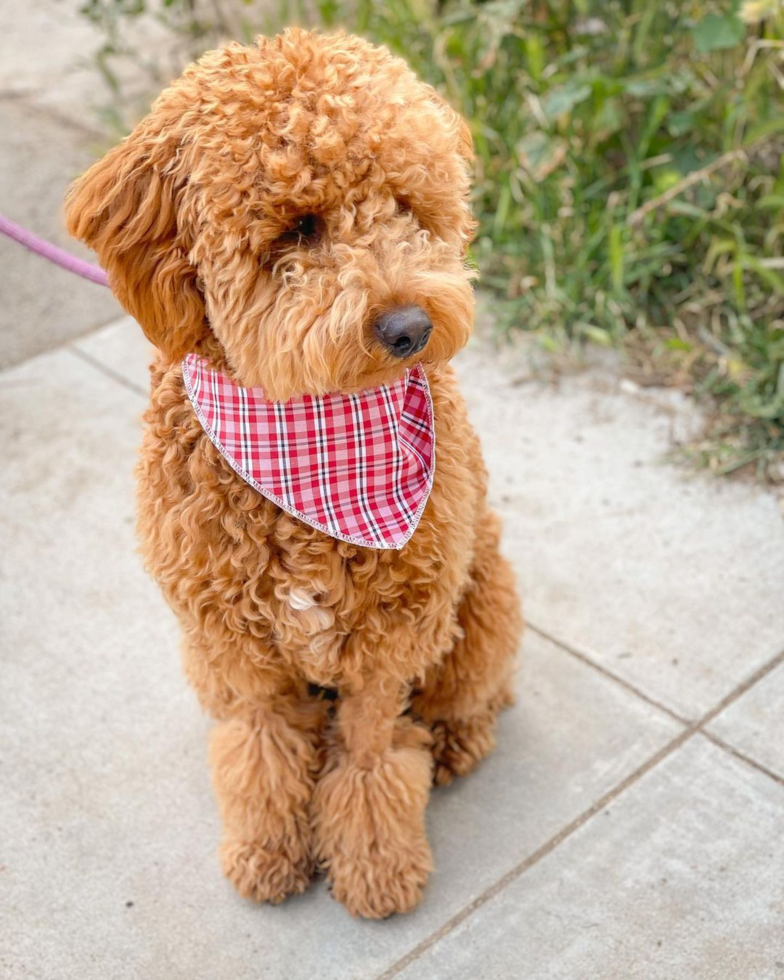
[373, 305, 432, 358]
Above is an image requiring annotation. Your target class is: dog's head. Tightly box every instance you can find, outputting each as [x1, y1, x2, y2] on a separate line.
[66, 29, 476, 399]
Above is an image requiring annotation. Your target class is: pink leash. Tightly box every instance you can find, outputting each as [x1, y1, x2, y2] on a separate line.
[0, 212, 109, 287]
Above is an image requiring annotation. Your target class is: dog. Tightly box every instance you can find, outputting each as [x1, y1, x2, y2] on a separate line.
[66, 28, 522, 919]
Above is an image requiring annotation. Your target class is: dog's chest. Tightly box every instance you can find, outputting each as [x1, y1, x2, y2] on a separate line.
[139, 361, 482, 687]
[265, 543, 444, 686]
[276, 583, 341, 674]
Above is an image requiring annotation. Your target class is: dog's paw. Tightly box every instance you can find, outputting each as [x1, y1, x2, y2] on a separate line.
[430, 713, 498, 786]
[327, 844, 431, 919]
[220, 838, 314, 904]
[313, 732, 433, 918]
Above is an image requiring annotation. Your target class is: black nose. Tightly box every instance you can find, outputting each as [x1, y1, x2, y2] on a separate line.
[373, 305, 432, 358]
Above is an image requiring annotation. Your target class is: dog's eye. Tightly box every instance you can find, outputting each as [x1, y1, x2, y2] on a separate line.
[272, 214, 324, 253]
[296, 214, 320, 238]
[396, 200, 412, 215]
[269, 214, 324, 256]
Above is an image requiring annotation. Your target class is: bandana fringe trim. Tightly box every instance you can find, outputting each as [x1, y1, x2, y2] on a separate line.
[181, 360, 436, 551]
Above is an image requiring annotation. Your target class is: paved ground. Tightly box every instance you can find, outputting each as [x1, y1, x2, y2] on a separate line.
[0, 0, 174, 368]
[2, 311, 783, 980]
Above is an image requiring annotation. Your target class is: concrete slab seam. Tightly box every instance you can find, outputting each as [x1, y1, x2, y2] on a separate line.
[67, 344, 147, 399]
[376, 642, 784, 979]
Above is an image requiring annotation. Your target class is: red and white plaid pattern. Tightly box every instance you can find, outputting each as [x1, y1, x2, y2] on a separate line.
[182, 355, 436, 549]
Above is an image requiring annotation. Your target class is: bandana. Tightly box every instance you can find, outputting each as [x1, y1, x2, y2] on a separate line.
[181, 354, 436, 550]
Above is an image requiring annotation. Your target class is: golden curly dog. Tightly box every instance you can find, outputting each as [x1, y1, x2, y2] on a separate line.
[66, 28, 522, 919]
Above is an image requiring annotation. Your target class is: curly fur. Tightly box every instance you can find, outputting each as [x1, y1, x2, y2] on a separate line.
[66, 28, 522, 918]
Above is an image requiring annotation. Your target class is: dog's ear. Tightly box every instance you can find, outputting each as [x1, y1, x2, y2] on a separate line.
[425, 88, 474, 164]
[456, 116, 474, 164]
[65, 131, 207, 361]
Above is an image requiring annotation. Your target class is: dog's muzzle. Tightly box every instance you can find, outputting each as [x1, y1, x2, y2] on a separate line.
[373, 305, 432, 358]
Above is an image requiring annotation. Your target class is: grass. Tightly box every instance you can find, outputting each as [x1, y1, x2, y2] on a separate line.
[82, 0, 784, 480]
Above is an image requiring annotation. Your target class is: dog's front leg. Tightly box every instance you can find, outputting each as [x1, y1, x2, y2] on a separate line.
[312, 674, 434, 918]
[209, 689, 324, 905]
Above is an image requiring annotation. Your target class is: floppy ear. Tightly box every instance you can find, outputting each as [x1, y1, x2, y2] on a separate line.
[65, 133, 207, 360]
[457, 116, 474, 164]
[424, 87, 474, 164]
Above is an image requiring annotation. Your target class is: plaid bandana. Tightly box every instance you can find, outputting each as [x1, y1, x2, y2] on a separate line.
[182, 355, 436, 550]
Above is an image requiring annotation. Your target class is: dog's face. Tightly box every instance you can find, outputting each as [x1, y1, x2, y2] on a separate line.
[67, 30, 476, 399]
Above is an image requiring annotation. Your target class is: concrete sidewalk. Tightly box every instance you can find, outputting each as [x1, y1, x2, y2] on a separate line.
[0, 0, 175, 368]
[2, 314, 783, 980]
